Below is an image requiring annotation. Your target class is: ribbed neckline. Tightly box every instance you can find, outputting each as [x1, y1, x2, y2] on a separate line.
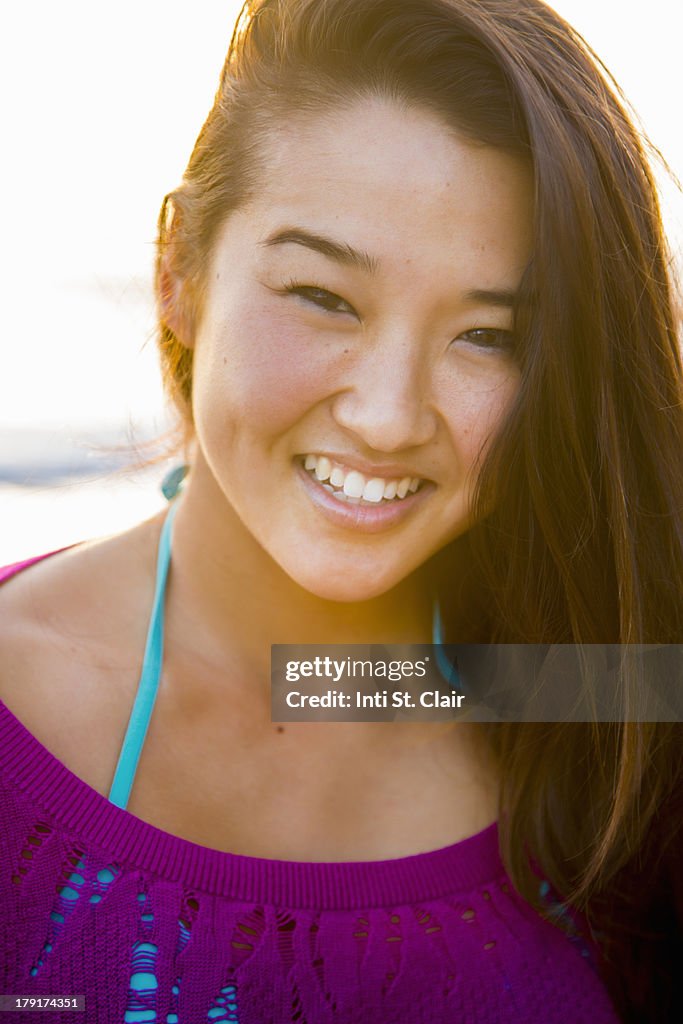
[0, 552, 504, 910]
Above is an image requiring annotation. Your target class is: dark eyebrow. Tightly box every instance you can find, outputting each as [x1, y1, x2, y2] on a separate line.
[261, 227, 379, 275]
[262, 228, 519, 306]
[463, 288, 517, 309]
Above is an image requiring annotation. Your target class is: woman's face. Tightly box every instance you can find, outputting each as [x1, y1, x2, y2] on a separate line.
[187, 97, 533, 601]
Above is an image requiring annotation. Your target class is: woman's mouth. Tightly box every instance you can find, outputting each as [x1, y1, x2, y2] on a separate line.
[301, 453, 424, 505]
[295, 453, 434, 533]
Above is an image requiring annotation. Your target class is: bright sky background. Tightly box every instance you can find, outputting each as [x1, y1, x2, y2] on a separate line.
[2, 0, 682, 434]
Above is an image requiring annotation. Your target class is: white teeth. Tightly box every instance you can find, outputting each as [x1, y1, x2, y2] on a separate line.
[363, 478, 386, 503]
[302, 455, 424, 503]
[342, 471, 365, 498]
[315, 456, 331, 481]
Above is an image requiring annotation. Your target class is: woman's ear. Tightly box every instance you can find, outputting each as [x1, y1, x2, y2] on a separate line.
[158, 257, 196, 350]
[157, 196, 196, 349]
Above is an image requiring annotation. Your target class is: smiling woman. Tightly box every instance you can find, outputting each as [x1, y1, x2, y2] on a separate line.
[1, 1, 682, 1022]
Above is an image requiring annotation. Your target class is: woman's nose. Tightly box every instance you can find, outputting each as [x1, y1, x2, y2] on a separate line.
[331, 333, 438, 453]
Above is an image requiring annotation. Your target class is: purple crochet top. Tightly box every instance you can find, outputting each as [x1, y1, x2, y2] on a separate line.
[0, 549, 620, 1023]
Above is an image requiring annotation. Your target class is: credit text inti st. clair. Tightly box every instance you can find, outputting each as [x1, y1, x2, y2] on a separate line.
[282, 656, 466, 710]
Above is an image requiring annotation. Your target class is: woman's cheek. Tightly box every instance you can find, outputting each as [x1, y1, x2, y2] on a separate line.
[441, 370, 519, 468]
[203, 303, 351, 428]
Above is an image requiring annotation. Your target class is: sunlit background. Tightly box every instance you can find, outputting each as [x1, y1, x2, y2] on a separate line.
[2, 0, 682, 563]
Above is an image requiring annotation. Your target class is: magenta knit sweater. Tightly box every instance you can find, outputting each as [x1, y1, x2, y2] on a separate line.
[0, 554, 620, 1023]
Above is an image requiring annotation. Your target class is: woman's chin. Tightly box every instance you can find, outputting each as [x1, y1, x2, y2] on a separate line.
[288, 565, 406, 605]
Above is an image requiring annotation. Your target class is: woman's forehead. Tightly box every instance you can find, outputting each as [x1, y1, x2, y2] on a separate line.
[232, 96, 534, 282]
[259, 95, 530, 202]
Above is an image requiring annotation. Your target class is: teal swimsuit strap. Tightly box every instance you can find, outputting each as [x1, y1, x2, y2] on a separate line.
[108, 501, 179, 809]
[432, 598, 463, 691]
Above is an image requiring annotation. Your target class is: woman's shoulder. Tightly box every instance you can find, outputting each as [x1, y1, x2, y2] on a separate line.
[0, 515, 163, 790]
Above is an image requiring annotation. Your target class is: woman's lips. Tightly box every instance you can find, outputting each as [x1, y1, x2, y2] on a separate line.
[295, 459, 434, 533]
[301, 452, 424, 501]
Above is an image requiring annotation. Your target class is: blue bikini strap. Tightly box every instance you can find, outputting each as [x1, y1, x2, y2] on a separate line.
[108, 501, 179, 809]
[432, 597, 462, 691]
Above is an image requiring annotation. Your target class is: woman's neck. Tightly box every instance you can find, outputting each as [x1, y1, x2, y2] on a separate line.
[163, 470, 435, 683]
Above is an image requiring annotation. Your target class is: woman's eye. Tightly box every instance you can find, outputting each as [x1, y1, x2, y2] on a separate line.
[286, 284, 356, 316]
[455, 327, 515, 352]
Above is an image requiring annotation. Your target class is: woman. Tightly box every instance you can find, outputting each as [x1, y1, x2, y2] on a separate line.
[1, 0, 681, 1021]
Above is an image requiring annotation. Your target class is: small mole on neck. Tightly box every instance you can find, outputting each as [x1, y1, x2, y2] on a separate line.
[276, 726, 285, 734]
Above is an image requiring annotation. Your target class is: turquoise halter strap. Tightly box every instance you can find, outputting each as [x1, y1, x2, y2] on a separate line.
[108, 500, 179, 809]
[432, 598, 462, 691]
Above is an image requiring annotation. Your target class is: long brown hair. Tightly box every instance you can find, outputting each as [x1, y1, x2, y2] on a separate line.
[155, 2, 683, 1018]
